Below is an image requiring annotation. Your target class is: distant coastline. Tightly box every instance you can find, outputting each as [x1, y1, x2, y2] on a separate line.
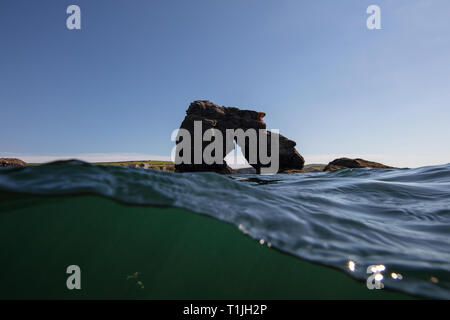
[2, 157, 327, 173]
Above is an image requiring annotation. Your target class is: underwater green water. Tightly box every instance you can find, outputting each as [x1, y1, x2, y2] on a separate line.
[1, 160, 450, 299]
[0, 193, 412, 299]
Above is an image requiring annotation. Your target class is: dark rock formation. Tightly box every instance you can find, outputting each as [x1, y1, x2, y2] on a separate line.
[234, 167, 257, 174]
[0, 158, 26, 167]
[175, 100, 304, 174]
[303, 164, 326, 172]
[323, 158, 394, 172]
[275, 132, 306, 173]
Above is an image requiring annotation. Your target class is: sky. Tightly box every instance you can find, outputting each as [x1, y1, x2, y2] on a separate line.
[1, 0, 449, 168]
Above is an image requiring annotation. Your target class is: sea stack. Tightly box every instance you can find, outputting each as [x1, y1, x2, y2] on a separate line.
[174, 100, 305, 174]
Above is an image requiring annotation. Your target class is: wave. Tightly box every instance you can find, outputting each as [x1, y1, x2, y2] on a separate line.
[1, 160, 449, 299]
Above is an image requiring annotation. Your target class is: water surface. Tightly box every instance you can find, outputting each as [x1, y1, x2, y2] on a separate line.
[0, 161, 449, 299]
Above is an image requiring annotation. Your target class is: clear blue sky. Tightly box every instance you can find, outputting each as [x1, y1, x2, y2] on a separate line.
[1, 0, 449, 166]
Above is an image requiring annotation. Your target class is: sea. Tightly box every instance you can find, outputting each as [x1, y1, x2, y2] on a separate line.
[0, 160, 449, 299]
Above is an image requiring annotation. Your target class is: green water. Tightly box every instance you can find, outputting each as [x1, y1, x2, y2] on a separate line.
[0, 193, 413, 299]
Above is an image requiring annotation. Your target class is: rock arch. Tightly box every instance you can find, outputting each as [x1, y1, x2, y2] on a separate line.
[174, 100, 305, 174]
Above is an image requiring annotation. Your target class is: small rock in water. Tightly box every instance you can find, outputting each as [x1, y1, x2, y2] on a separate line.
[0, 158, 26, 167]
[323, 158, 395, 172]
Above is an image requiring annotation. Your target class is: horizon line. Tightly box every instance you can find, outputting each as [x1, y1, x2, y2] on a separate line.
[2, 152, 449, 169]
